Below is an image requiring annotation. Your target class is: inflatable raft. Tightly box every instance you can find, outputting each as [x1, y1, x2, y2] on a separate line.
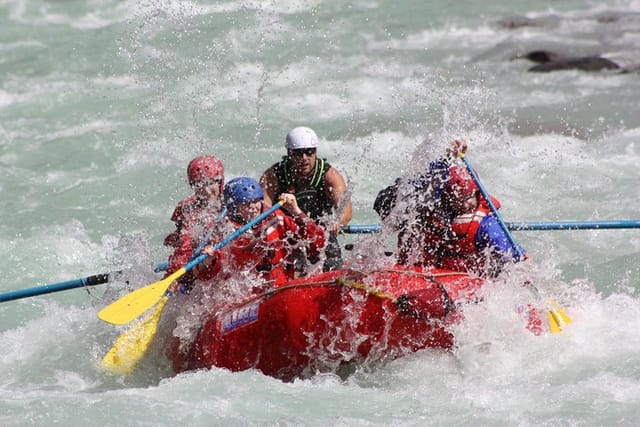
[167, 265, 486, 381]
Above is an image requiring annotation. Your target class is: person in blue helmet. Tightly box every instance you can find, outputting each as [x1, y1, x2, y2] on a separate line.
[193, 177, 326, 288]
[260, 127, 352, 272]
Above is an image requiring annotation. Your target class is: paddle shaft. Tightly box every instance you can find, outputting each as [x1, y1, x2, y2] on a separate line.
[99, 201, 286, 375]
[460, 155, 524, 257]
[98, 201, 284, 325]
[182, 201, 284, 273]
[343, 219, 640, 234]
[1, 261, 170, 304]
[507, 220, 640, 230]
[0, 274, 110, 303]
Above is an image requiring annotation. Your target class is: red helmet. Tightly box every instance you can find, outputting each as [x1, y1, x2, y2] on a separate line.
[446, 166, 477, 198]
[187, 155, 224, 187]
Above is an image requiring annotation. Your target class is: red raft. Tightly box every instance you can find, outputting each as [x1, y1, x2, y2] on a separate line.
[169, 265, 485, 381]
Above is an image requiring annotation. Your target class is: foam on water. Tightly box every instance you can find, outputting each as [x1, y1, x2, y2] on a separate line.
[2, 0, 640, 425]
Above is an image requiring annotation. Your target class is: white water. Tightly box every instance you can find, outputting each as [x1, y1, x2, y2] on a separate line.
[1, 0, 640, 425]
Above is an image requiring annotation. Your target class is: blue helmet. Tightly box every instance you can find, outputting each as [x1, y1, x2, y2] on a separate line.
[223, 177, 264, 211]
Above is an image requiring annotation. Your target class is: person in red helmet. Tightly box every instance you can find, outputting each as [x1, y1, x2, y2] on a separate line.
[375, 140, 465, 267]
[164, 155, 225, 249]
[374, 141, 525, 277]
[438, 166, 526, 277]
[194, 177, 326, 289]
[164, 155, 225, 292]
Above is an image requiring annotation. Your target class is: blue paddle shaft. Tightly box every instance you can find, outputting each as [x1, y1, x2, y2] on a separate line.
[461, 156, 525, 258]
[182, 201, 283, 273]
[0, 274, 110, 303]
[344, 220, 640, 234]
[507, 220, 640, 230]
[3, 205, 281, 305]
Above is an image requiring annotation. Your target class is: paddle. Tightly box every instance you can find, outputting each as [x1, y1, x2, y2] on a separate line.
[98, 201, 284, 326]
[460, 155, 524, 257]
[0, 261, 172, 304]
[460, 154, 572, 334]
[344, 220, 640, 234]
[148, 209, 229, 277]
[153, 262, 168, 273]
[101, 295, 169, 375]
[506, 220, 640, 230]
[100, 201, 284, 375]
[0, 273, 110, 303]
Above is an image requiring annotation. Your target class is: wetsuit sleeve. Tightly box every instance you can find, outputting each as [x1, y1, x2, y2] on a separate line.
[168, 221, 223, 280]
[475, 215, 526, 262]
[170, 201, 184, 223]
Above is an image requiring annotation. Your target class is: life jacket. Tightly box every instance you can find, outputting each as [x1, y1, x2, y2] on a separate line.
[192, 204, 326, 287]
[438, 196, 501, 273]
[225, 208, 290, 284]
[164, 195, 222, 248]
[164, 195, 224, 288]
[270, 157, 334, 220]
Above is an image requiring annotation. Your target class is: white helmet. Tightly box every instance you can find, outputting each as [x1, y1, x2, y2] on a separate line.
[286, 126, 319, 150]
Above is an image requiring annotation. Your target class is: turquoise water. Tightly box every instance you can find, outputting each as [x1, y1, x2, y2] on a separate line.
[2, 1, 640, 425]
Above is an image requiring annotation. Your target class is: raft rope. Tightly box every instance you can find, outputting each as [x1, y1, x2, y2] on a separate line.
[216, 268, 462, 319]
[376, 268, 468, 278]
[334, 277, 397, 302]
[216, 276, 398, 319]
[371, 268, 464, 316]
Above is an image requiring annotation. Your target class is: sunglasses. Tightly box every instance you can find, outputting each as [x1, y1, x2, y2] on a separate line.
[289, 148, 317, 157]
[192, 178, 222, 188]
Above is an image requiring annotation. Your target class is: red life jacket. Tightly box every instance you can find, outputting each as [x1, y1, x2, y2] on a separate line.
[438, 196, 501, 273]
[227, 209, 289, 283]
[163, 195, 222, 248]
[165, 196, 224, 284]
[193, 206, 326, 287]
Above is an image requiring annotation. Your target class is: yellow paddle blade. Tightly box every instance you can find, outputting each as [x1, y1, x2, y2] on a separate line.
[548, 310, 562, 334]
[101, 296, 169, 375]
[98, 267, 186, 325]
[547, 300, 572, 334]
[549, 300, 573, 324]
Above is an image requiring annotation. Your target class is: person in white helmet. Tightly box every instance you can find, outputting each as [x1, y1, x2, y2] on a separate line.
[260, 126, 352, 272]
